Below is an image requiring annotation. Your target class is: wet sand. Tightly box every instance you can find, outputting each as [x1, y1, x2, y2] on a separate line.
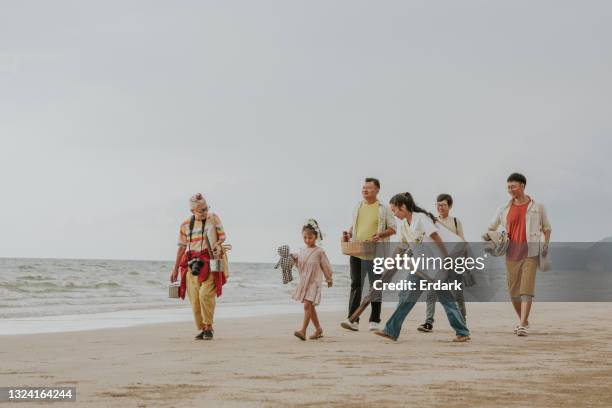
[1, 302, 611, 407]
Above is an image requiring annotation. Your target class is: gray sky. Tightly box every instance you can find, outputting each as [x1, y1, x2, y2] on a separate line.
[1, 0, 611, 263]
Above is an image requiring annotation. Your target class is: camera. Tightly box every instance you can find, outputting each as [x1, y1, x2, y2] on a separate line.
[188, 258, 204, 276]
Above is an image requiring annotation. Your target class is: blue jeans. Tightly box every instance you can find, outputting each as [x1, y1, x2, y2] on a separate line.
[426, 272, 467, 324]
[384, 273, 470, 339]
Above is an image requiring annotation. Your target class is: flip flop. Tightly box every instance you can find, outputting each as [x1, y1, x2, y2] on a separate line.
[294, 331, 306, 341]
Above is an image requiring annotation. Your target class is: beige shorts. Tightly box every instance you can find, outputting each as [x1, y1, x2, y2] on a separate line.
[505, 256, 538, 299]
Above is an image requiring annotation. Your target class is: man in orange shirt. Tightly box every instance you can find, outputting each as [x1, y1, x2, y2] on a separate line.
[489, 173, 551, 337]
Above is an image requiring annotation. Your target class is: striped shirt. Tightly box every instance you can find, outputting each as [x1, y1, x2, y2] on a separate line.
[178, 213, 226, 252]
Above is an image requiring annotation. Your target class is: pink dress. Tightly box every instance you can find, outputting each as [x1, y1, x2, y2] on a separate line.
[292, 247, 333, 306]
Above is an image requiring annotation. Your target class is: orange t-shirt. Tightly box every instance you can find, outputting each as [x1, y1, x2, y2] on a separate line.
[506, 201, 529, 261]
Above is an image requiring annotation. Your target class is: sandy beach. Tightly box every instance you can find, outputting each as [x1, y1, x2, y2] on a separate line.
[2, 302, 611, 407]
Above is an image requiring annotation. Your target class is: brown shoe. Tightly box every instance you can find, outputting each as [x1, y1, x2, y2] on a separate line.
[373, 330, 397, 341]
[294, 331, 306, 341]
[308, 329, 323, 340]
[453, 335, 471, 342]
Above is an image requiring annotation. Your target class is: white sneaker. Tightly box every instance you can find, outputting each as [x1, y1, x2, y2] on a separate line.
[340, 319, 359, 331]
[368, 322, 381, 331]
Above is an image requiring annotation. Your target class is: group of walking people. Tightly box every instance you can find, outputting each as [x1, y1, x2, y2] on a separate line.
[170, 172, 552, 343]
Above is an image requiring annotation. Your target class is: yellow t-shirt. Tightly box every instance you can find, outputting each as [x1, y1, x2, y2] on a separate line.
[355, 202, 380, 241]
[355, 202, 379, 260]
[354, 202, 379, 261]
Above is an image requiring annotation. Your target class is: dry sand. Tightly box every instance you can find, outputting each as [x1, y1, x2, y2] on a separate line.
[1, 302, 611, 407]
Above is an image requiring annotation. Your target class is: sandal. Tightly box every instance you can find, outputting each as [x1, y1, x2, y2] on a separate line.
[513, 324, 529, 334]
[294, 331, 306, 341]
[516, 326, 528, 337]
[308, 329, 323, 340]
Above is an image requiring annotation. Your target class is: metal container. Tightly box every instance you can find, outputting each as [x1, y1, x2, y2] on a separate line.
[209, 259, 225, 273]
[168, 283, 180, 299]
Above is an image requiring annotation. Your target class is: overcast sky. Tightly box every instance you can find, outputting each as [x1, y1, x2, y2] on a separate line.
[1, 1, 611, 263]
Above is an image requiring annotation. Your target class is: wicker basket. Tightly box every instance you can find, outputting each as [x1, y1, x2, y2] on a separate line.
[341, 241, 375, 257]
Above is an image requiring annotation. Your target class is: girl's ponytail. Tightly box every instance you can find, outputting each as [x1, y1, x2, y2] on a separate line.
[390, 192, 437, 224]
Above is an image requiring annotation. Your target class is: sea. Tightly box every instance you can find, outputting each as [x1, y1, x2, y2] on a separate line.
[2, 245, 610, 335]
[0, 258, 349, 335]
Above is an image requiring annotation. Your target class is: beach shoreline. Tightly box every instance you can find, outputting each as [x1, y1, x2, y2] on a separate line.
[0, 301, 346, 336]
[2, 302, 611, 407]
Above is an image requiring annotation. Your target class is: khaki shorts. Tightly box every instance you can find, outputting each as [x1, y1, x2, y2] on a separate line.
[505, 257, 538, 299]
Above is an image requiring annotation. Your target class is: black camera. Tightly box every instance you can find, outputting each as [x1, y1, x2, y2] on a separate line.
[188, 258, 204, 276]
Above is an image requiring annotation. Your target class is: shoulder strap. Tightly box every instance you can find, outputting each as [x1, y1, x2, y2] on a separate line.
[454, 217, 458, 232]
[189, 216, 195, 237]
[188, 215, 207, 253]
[188, 216, 195, 252]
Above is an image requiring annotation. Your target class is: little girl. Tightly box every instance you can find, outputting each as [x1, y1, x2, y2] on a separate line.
[292, 219, 333, 341]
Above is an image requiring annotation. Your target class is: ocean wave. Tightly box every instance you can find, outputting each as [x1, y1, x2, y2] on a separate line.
[235, 282, 282, 289]
[0, 280, 124, 292]
[16, 275, 57, 281]
[145, 280, 163, 286]
[93, 282, 121, 289]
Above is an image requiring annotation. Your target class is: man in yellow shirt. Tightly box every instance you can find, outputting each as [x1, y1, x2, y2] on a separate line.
[341, 178, 397, 332]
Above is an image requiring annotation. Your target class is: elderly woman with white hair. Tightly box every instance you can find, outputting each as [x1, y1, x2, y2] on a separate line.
[170, 193, 228, 340]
